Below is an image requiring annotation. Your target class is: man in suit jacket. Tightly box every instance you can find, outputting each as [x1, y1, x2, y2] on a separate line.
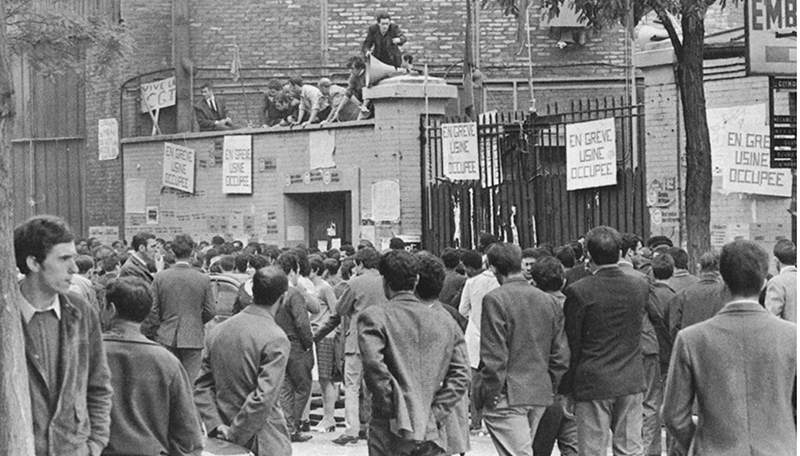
[765, 239, 797, 322]
[195, 82, 236, 131]
[359, 250, 471, 456]
[667, 251, 724, 342]
[477, 243, 569, 456]
[118, 231, 157, 283]
[141, 234, 215, 382]
[662, 240, 797, 455]
[195, 266, 292, 456]
[314, 247, 386, 444]
[560, 226, 648, 456]
[362, 12, 407, 67]
[15, 215, 113, 456]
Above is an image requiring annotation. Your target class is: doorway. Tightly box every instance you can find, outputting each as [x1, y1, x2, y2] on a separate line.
[307, 192, 351, 250]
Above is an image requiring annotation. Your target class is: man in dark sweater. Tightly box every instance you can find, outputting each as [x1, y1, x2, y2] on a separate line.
[362, 12, 407, 67]
[15, 215, 113, 456]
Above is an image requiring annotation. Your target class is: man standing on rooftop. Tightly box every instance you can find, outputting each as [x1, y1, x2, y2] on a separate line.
[363, 12, 407, 68]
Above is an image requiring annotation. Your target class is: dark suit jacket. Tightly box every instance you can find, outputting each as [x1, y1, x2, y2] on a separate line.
[194, 305, 292, 456]
[358, 291, 470, 448]
[667, 272, 725, 342]
[362, 23, 406, 67]
[194, 97, 229, 131]
[274, 287, 313, 352]
[103, 323, 203, 456]
[24, 293, 113, 456]
[662, 301, 797, 455]
[118, 254, 153, 284]
[559, 265, 647, 401]
[440, 270, 467, 309]
[141, 263, 215, 348]
[479, 276, 569, 409]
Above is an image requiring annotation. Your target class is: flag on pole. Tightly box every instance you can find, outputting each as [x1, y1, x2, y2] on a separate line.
[230, 44, 241, 82]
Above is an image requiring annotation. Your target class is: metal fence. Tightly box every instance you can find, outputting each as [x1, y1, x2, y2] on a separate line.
[421, 97, 648, 253]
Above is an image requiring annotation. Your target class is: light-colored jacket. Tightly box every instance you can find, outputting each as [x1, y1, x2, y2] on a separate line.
[765, 265, 797, 323]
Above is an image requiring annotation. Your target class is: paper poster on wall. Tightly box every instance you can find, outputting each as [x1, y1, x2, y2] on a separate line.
[331, 238, 342, 250]
[309, 130, 336, 169]
[442, 122, 480, 181]
[98, 118, 119, 161]
[163, 142, 196, 193]
[707, 104, 791, 197]
[146, 206, 159, 225]
[125, 178, 147, 213]
[223, 135, 253, 194]
[566, 117, 617, 191]
[371, 180, 400, 221]
[360, 225, 376, 246]
[88, 226, 119, 245]
[287, 225, 305, 241]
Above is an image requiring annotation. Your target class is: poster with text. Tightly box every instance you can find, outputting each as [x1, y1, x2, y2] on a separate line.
[566, 117, 617, 191]
[442, 122, 480, 181]
[98, 118, 119, 161]
[223, 135, 253, 194]
[708, 104, 791, 197]
[162, 142, 195, 193]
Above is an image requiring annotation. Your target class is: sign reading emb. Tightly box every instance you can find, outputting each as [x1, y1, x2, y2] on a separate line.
[442, 122, 479, 181]
[566, 118, 617, 191]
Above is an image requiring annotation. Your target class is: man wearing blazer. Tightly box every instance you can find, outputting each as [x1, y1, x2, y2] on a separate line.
[765, 238, 797, 322]
[662, 240, 797, 455]
[195, 266, 292, 456]
[118, 231, 157, 284]
[195, 82, 235, 131]
[141, 234, 215, 382]
[560, 226, 648, 456]
[15, 215, 113, 456]
[478, 242, 570, 456]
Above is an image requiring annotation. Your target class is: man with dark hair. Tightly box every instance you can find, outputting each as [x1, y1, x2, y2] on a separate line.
[388, 236, 405, 250]
[103, 277, 203, 456]
[285, 76, 330, 125]
[195, 82, 235, 131]
[359, 250, 470, 455]
[560, 226, 648, 456]
[662, 240, 796, 454]
[565, 240, 591, 287]
[765, 238, 797, 322]
[119, 231, 157, 283]
[273, 250, 315, 442]
[14, 215, 113, 456]
[141, 234, 215, 382]
[457, 248, 499, 431]
[666, 247, 699, 293]
[314, 247, 386, 444]
[362, 12, 407, 67]
[259, 78, 285, 127]
[478, 243, 569, 456]
[554, 245, 576, 269]
[667, 251, 724, 342]
[195, 266, 293, 456]
[330, 56, 371, 122]
[650, 254, 676, 328]
[646, 235, 673, 250]
[478, 232, 497, 254]
[439, 248, 466, 308]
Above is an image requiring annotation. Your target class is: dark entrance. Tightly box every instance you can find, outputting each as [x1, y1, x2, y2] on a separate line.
[308, 192, 351, 250]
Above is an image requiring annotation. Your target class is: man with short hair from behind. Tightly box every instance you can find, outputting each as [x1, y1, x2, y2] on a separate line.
[195, 266, 293, 456]
[665, 247, 699, 293]
[14, 215, 113, 456]
[662, 240, 797, 454]
[666, 251, 724, 342]
[359, 250, 470, 455]
[141, 234, 216, 382]
[765, 238, 797, 322]
[440, 248, 467, 309]
[560, 226, 647, 456]
[103, 276, 203, 456]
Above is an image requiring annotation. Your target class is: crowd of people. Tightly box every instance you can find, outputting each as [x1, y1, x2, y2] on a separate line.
[13, 213, 797, 456]
[195, 12, 416, 132]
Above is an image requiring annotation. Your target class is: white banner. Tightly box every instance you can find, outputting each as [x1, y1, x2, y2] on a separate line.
[162, 142, 195, 193]
[223, 135, 253, 194]
[442, 122, 479, 181]
[708, 104, 792, 197]
[98, 118, 119, 161]
[566, 117, 617, 191]
[140, 77, 176, 113]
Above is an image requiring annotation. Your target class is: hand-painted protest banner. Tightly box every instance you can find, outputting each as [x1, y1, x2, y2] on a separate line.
[98, 118, 119, 161]
[708, 104, 791, 197]
[162, 142, 195, 193]
[223, 135, 253, 194]
[442, 122, 480, 181]
[140, 77, 176, 113]
[566, 117, 617, 191]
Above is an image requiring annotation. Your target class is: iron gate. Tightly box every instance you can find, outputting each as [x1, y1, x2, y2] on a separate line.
[421, 97, 648, 253]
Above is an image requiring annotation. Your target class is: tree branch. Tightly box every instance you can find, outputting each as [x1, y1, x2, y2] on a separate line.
[648, 1, 683, 55]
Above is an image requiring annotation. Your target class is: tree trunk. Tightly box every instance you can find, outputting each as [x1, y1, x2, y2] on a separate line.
[677, 2, 712, 273]
[0, 0, 35, 451]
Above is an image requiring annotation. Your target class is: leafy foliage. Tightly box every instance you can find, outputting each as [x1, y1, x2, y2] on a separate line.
[5, 0, 131, 78]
